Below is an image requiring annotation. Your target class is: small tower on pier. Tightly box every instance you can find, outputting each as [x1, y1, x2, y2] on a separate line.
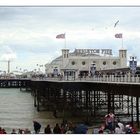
[119, 49, 127, 68]
[62, 49, 69, 68]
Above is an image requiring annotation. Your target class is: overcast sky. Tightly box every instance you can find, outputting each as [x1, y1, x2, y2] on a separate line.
[0, 6, 140, 72]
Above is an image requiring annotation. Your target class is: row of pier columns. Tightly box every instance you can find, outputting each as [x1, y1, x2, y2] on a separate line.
[32, 84, 140, 128]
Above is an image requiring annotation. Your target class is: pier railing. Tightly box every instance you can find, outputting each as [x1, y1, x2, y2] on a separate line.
[32, 74, 140, 83]
[82, 75, 140, 83]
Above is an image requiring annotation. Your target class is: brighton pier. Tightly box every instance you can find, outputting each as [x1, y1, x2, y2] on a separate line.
[0, 74, 140, 128]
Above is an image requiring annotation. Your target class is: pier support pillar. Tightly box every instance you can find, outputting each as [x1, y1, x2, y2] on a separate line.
[112, 94, 115, 114]
[136, 96, 139, 128]
[93, 90, 96, 117]
[131, 96, 133, 124]
[85, 90, 89, 123]
[127, 96, 129, 114]
[121, 95, 124, 110]
[37, 90, 40, 112]
[34, 90, 37, 107]
[62, 90, 66, 120]
[107, 92, 111, 114]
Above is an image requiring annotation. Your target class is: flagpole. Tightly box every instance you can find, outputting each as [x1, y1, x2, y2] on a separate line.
[64, 33, 66, 49]
[122, 34, 123, 49]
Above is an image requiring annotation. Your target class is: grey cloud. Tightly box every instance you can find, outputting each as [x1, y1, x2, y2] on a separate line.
[0, 6, 140, 70]
[0, 7, 140, 30]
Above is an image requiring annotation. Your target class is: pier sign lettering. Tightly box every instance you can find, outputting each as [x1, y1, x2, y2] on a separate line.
[75, 49, 112, 55]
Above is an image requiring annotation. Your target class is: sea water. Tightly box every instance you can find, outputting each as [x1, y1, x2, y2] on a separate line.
[0, 88, 62, 133]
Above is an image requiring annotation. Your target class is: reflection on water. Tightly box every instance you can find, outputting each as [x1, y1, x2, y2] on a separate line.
[0, 88, 62, 133]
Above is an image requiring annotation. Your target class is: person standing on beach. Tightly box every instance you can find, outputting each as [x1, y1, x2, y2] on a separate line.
[33, 120, 41, 134]
[53, 123, 61, 134]
[11, 129, 17, 134]
[105, 112, 115, 132]
[44, 124, 52, 134]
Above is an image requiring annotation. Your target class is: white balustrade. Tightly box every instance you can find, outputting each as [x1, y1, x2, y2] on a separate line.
[131, 76, 135, 82]
[112, 75, 114, 82]
[136, 76, 140, 83]
[120, 77, 122, 82]
[43, 74, 140, 84]
[124, 75, 127, 82]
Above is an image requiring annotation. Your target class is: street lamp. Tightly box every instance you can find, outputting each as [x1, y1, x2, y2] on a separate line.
[129, 56, 137, 75]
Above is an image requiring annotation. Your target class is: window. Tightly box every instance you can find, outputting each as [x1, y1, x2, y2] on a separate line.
[82, 61, 86, 65]
[103, 61, 106, 65]
[72, 61, 75, 65]
[113, 61, 116, 65]
[64, 54, 66, 58]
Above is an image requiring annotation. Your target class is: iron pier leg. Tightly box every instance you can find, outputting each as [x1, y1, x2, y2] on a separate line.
[63, 90, 66, 120]
[85, 90, 89, 123]
[94, 90, 96, 117]
[108, 92, 111, 114]
[96, 91, 99, 107]
[34, 90, 37, 107]
[112, 94, 115, 114]
[121, 95, 124, 110]
[131, 96, 133, 125]
[37, 90, 40, 112]
[127, 96, 130, 115]
[136, 96, 139, 128]
[119, 95, 121, 108]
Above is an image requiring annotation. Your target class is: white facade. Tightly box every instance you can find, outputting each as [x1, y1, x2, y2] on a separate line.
[45, 48, 127, 78]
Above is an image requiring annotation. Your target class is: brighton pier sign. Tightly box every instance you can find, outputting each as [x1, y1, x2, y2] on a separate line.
[75, 49, 112, 55]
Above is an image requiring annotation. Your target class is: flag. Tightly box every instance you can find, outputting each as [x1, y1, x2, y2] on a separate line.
[115, 33, 122, 38]
[56, 33, 65, 39]
[114, 20, 119, 28]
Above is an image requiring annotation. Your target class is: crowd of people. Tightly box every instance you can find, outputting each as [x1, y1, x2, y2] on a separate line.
[0, 115, 138, 134]
[0, 127, 31, 134]
[0, 120, 88, 134]
[33, 120, 88, 134]
[98, 112, 137, 134]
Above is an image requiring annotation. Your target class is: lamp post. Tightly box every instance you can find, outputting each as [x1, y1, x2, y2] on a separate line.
[7, 60, 10, 74]
[129, 56, 137, 75]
